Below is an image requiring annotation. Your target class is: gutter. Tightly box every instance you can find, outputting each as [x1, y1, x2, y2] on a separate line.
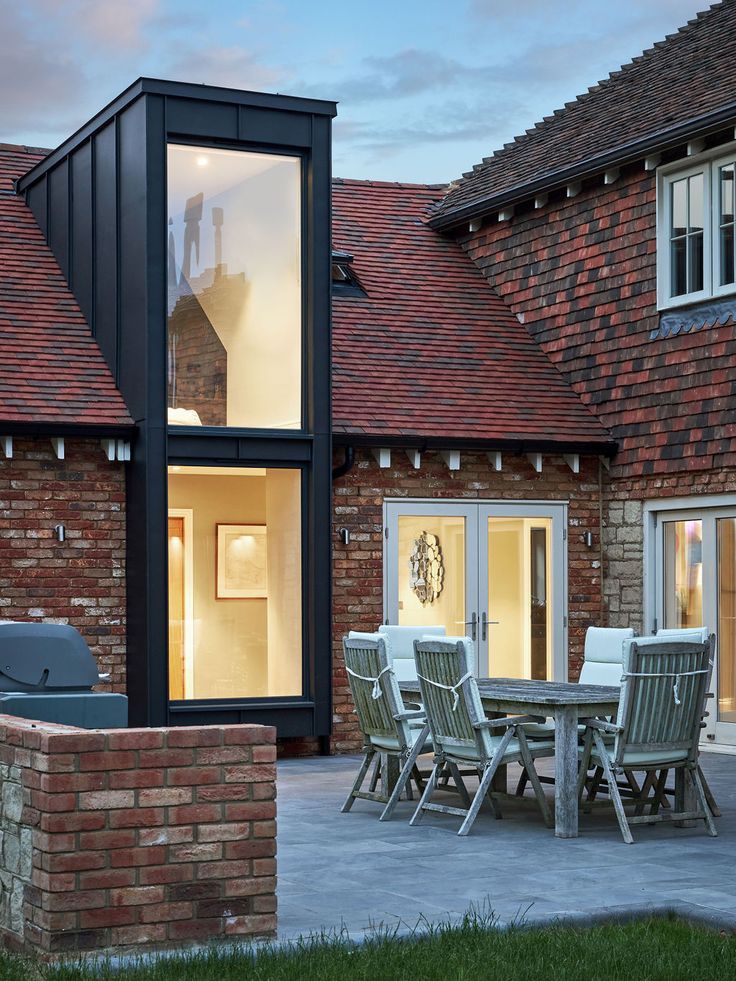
[0, 421, 136, 438]
[429, 101, 736, 232]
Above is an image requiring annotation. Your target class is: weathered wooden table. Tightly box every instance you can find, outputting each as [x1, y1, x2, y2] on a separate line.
[399, 677, 620, 839]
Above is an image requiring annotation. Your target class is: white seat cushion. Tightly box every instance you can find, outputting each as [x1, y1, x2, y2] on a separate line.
[584, 745, 688, 768]
[378, 624, 445, 661]
[578, 660, 626, 687]
[584, 626, 635, 664]
[371, 725, 432, 753]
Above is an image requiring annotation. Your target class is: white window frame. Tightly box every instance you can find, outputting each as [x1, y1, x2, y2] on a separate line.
[656, 141, 736, 310]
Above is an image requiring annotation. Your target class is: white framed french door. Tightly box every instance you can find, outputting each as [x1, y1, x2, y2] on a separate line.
[384, 500, 568, 680]
[649, 499, 736, 746]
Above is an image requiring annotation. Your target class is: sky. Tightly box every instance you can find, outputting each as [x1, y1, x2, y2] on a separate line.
[0, 0, 717, 183]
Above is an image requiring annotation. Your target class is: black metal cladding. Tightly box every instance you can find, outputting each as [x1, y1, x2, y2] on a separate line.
[19, 78, 337, 736]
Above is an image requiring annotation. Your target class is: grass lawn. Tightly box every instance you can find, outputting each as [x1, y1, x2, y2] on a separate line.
[1, 915, 734, 981]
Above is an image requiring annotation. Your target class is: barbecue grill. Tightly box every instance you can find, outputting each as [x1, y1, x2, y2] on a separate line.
[0, 622, 127, 728]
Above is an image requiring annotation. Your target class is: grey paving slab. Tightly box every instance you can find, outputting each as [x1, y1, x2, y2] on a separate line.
[275, 750, 735, 942]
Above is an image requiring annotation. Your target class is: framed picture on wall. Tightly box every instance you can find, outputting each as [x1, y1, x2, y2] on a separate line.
[216, 524, 268, 599]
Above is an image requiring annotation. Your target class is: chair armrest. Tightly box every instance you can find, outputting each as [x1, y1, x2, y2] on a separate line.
[474, 714, 540, 730]
[582, 718, 621, 734]
[394, 710, 425, 721]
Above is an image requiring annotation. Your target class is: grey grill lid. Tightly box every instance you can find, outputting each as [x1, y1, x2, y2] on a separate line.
[0, 623, 99, 690]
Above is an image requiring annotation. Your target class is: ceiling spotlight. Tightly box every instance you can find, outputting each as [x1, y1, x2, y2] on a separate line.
[196, 155, 209, 167]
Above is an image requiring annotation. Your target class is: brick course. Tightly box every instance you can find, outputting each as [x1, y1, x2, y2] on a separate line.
[0, 716, 276, 956]
[0, 437, 126, 692]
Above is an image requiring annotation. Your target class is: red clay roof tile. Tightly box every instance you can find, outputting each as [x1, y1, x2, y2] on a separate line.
[0, 146, 132, 429]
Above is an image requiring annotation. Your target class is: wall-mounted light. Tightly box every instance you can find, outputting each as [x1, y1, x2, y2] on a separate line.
[54, 524, 66, 543]
[339, 528, 350, 545]
[583, 531, 593, 548]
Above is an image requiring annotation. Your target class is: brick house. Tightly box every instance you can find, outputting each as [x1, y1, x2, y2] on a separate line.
[2, 4, 736, 752]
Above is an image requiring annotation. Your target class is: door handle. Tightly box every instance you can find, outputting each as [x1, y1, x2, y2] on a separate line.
[481, 612, 500, 642]
[457, 613, 477, 641]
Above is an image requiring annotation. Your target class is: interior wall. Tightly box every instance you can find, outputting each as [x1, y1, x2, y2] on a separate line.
[168, 472, 268, 698]
[265, 468, 302, 696]
[488, 524, 524, 677]
[397, 516, 465, 635]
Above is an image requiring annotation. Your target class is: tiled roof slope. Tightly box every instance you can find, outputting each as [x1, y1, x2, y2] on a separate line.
[434, 0, 734, 223]
[0, 145, 132, 428]
[331, 178, 613, 447]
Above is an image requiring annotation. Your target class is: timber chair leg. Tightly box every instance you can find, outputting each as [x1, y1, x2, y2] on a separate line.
[342, 749, 375, 813]
[517, 730, 553, 829]
[379, 725, 431, 822]
[649, 770, 669, 819]
[698, 765, 721, 817]
[368, 755, 381, 793]
[691, 767, 718, 837]
[447, 761, 472, 809]
[409, 760, 441, 826]
[459, 758, 502, 836]
[515, 767, 529, 797]
[594, 732, 634, 844]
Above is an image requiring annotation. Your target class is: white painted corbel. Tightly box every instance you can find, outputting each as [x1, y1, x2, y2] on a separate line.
[1, 436, 12, 459]
[600, 455, 611, 472]
[534, 193, 548, 209]
[527, 452, 542, 473]
[469, 218, 482, 233]
[440, 450, 460, 471]
[687, 138, 704, 156]
[405, 449, 421, 469]
[116, 440, 131, 462]
[566, 182, 581, 198]
[371, 447, 391, 469]
[498, 207, 514, 222]
[101, 439, 116, 462]
[604, 168, 619, 185]
[487, 451, 502, 472]
[564, 453, 580, 474]
[644, 154, 661, 171]
[51, 437, 65, 460]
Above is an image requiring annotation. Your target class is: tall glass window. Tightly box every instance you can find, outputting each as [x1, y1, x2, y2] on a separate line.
[663, 520, 703, 629]
[167, 466, 302, 700]
[167, 145, 302, 430]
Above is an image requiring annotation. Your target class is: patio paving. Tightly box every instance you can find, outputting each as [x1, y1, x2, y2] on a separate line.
[276, 750, 735, 942]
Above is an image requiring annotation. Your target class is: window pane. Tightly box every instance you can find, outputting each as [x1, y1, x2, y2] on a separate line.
[670, 236, 687, 296]
[670, 178, 687, 237]
[688, 232, 704, 293]
[720, 164, 735, 225]
[167, 145, 302, 430]
[688, 172, 704, 233]
[717, 518, 736, 724]
[720, 225, 735, 286]
[663, 520, 703, 629]
[167, 466, 302, 700]
[397, 515, 465, 636]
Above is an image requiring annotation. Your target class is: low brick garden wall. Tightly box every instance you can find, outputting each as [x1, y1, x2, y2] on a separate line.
[0, 715, 276, 956]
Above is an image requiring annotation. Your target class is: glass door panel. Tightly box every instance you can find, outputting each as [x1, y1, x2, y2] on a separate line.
[663, 520, 703, 628]
[717, 518, 736, 724]
[397, 514, 467, 636]
[486, 517, 552, 680]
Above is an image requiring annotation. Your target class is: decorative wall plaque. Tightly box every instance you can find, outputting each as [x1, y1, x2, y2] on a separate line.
[409, 531, 444, 606]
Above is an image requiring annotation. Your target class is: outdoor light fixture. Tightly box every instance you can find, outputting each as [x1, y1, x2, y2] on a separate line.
[583, 531, 594, 548]
[339, 528, 350, 545]
[54, 525, 66, 543]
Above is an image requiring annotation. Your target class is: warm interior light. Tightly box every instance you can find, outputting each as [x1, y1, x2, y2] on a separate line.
[195, 155, 209, 167]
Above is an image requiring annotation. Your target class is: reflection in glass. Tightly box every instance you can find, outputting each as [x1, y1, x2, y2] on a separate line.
[488, 518, 551, 680]
[669, 174, 705, 297]
[663, 520, 703, 629]
[397, 516, 465, 637]
[167, 144, 301, 430]
[717, 518, 736, 723]
[720, 163, 736, 286]
[167, 466, 302, 700]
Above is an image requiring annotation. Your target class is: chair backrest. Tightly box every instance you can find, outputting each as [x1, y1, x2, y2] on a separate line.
[578, 627, 635, 686]
[342, 636, 410, 750]
[377, 624, 446, 682]
[413, 639, 492, 760]
[655, 626, 715, 657]
[613, 638, 713, 767]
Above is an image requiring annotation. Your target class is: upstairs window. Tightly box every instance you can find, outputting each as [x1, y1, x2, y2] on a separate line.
[658, 147, 736, 308]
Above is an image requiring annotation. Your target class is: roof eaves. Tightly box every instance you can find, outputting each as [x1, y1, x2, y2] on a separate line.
[429, 97, 736, 231]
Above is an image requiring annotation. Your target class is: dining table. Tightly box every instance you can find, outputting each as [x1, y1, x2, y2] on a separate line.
[399, 677, 621, 838]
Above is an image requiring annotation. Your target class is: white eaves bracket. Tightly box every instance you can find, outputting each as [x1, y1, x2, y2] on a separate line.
[101, 439, 132, 462]
[0, 436, 12, 459]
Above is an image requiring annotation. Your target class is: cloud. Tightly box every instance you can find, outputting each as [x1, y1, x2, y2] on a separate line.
[31, 0, 159, 51]
[163, 45, 286, 91]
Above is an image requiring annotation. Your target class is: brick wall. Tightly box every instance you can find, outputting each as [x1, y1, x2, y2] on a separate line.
[327, 447, 604, 752]
[0, 438, 126, 692]
[0, 715, 276, 956]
